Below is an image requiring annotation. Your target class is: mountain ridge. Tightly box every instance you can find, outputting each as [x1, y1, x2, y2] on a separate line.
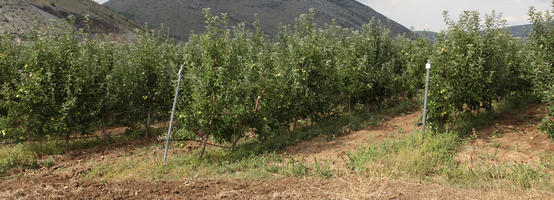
[415, 24, 534, 42]
[0, 0, 140, 35]
[104, 0, 412, 40]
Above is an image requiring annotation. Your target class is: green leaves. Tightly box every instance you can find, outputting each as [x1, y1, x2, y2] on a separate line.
[0, 10, 431, 145]
[8, 7, 546, 147]
[428, 11, 535, 131]
[175, 10, 429, 144]
[527, 6, 554, 137]
[0, 20, 180, 141]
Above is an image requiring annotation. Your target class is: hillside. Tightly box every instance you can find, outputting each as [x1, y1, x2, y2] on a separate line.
[416, 24, 533, 42]
[508, 24, 532, 38]
[104, 0, 412, 40]
[0, 0, 140, 35]
[415, 31, 437, 42]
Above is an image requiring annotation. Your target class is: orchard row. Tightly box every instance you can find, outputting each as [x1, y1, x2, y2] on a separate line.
[0, 8, 552, 147]
[428, 10, 552, 133]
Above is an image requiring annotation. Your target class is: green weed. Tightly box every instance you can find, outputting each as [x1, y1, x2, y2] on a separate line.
[39, 156, 56, 168]
[313, 158, 333, 178]
[0, 144, 37, 174]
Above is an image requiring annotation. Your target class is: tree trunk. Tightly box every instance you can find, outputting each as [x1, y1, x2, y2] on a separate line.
[231, 137, 239, 151]
[451, 109, 462, 127]
[65, 132, 70, 149]
[486, 100, 492, 111]
[439, 118, 444, 132]
[199, 133, 209, 159]
[101, 113, 107, 140]
[474, 108, 481, 125]
[145, 105, 152, 139]
[348, 95, 352, 115]
[293, 118, 298, 133]
[26, 123, 33, 145]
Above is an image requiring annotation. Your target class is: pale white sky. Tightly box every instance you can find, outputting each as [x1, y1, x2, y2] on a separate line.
[94, 0, 109, 4]
[359, 0, 552, 31]
[93, 0, 552, 32]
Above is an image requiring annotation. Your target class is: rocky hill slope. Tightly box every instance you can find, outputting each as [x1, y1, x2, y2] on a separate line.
[104, 0, 412, 40]
[0, 0, 140, 35]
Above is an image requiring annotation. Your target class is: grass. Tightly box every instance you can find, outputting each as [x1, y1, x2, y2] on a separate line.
[346, 96, 553, 191]
[0, 144, 37, 174]
[230, 100, 418, 159]
[347, 130, 552, 190]
[84, 146, 334, 181]
[0, 99, 416, 177]
[82, 100, 418, 181]
[313, 158, 334, 178]
[6, 96, 550, 191]
[39, 156, 56, 168]
[0, 126, 166, 175]
[347, 131, 458, 179]
[448, 95, 540, 136]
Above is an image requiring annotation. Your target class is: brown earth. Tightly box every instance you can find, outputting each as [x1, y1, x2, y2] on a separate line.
[285, 111, 421, 169]
[2, 175, 552, 200]
[457, 104, 554, 169]
[1, 107, 553, 199]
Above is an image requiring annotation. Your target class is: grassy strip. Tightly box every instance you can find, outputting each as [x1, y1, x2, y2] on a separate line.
[0, 144, 36, 174]
[347, 96, 552, 191]
[2, 100, 417, 179]
[0, 127, 166, 175]
[229, 100, 419, 159]
[85, 148, 334, 181]
[84, 101, 419, 181]
[348, 132, 552, 190]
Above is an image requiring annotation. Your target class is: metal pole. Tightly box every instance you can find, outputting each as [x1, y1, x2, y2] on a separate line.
[421, 60, 431, 143]
[163, 65, 184, 165]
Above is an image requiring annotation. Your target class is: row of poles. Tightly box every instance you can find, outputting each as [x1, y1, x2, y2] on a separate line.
[162, 60, 432, 165]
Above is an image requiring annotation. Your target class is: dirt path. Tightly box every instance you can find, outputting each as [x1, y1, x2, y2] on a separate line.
[1, 107, 553, 199]
[286, 111, 421, 168]
[457, 104, 554, 173]
[2, 174, 550, 199]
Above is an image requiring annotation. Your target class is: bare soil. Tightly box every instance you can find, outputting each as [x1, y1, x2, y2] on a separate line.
[1, 107, 553, 199]
[457, 104, 554, 169]
[286, 111, 421, 169]
[2, 175, 551, 199]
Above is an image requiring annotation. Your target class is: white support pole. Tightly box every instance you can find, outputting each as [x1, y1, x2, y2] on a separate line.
[163, 65, 184, 165]
[421, 60, 431, 143]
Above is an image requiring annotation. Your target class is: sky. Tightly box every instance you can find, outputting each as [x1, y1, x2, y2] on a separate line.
[93, 0, 552, 32]
[94, 0, 109, 4]
[358, 0, 552, 32]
